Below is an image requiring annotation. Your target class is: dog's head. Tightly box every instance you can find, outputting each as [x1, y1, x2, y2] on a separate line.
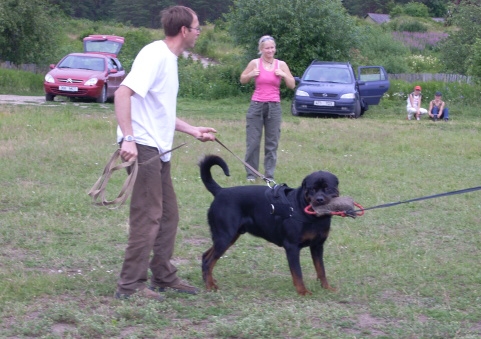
[302, 171, 339, 208]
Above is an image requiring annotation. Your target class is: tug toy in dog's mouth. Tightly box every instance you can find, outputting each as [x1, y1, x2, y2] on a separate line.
[304, 196, 364, 218]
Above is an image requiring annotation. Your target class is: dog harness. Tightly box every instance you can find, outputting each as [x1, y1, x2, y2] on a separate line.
[265, 184, 295, 219]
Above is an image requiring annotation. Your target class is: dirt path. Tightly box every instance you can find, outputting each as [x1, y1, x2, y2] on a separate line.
[0, 95, 47, 105]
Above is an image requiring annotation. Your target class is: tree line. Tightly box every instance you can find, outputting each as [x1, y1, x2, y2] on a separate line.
[30, 0, 461, 27]
[48, 0, 234, 27]
[1, 0, 481, 80]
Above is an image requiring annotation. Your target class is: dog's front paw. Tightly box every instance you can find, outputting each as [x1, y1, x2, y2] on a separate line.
[205, 280, 219, 291]
[321, 283, 337, 292]
[296, 288, 312, 296]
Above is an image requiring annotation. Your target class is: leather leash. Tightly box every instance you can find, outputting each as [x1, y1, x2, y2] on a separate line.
[352, 185, 481, 214]
[87, 143, 186, 209]
[214, 138, 276, 187]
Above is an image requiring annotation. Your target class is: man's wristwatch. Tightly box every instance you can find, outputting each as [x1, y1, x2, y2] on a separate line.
[124, 135, 135, 142]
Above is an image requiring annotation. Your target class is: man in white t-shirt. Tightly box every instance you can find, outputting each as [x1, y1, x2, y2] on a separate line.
[114, 6, 216, 301]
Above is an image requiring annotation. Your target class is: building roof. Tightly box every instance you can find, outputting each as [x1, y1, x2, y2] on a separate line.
[365, 13, 445, 25]
[365, 13, 391, 24]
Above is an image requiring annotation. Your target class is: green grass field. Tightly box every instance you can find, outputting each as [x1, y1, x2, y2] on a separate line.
[1, 98, 480, 338]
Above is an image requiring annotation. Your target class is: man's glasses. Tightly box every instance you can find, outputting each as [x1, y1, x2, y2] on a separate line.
[189, 26, 202, 32]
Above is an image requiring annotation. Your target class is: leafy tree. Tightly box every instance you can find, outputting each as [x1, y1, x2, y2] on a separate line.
[0, 0, 63, 65]
[390, 5, 405, 17]
[343, 0, 397, 16]
[112, 0, 174, 28]
[403, 2, 430, 17]
[467, 37, 481, 81]
[225, 0, 359, 75]
[177, 0, 234, 23]
[439, 3, 481, 74]
[425, 0, 449, 17]
[49, 0, 111, 21]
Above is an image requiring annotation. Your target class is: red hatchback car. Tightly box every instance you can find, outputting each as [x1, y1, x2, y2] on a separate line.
[44, 35, 125, 103]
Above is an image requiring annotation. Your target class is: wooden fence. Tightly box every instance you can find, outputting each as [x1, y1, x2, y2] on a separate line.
[388, 73, 473, 84]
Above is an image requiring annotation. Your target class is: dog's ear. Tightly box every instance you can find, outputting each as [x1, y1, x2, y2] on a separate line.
[301, 177, 311, 203]
[301, 177, 307, 189]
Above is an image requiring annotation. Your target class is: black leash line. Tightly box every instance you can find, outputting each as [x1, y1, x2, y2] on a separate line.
[355, 185, 481, 213]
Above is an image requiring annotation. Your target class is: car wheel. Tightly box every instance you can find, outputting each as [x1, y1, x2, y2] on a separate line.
[45, 93, 55, 102]
[96, 85, 107, 103]
[291, 101, 299, 116]
[354, 100, 361, 118]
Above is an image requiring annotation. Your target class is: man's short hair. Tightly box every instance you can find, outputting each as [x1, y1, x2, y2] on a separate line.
[161, 6, 196, 37]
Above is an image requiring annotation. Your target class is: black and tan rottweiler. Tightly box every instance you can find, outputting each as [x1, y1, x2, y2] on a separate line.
[199, 155, 339, 295]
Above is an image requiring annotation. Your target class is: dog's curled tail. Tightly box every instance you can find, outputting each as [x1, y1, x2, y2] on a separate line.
[199, 155, 230, 196]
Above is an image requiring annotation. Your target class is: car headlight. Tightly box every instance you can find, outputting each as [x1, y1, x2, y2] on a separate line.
[45, 74, 54, 83]
[340, 93, 356, 99]
[85, 78, 98, 86]
[295, 89, 309, 97]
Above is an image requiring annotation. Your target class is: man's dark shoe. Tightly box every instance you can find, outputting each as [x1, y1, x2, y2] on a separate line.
[114, 288, 165, 301]
[150, 280, 199, 295]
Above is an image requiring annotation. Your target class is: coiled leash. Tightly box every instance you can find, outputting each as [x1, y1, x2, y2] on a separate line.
[87, 143, 186, 209]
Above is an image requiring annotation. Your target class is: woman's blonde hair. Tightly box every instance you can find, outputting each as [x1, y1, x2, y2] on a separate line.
[258, 35, 275, 54]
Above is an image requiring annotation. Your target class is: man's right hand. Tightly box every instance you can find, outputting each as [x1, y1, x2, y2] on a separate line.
[120, 140, 138, 161]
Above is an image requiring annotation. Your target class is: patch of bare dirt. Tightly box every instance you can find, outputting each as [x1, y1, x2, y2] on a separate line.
[0, 95, 46, 105]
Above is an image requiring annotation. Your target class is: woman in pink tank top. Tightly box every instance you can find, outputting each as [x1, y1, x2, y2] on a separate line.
[240, 35, 295, 181]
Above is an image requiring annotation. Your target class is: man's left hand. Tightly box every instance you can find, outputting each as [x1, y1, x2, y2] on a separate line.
[196, 127, 217, 142]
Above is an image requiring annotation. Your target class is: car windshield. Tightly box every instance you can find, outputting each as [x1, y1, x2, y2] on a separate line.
[304, 66, 351, 84]
[58, 56, 105, 71]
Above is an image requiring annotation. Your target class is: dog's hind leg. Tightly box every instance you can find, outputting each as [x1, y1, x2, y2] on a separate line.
[202, 247, 219, 290]
[310, 242, 336, 291]
[202, 234, 240, 291]
[284, 245, 311, 295]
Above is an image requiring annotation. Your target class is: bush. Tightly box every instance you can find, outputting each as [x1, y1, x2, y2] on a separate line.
[0, 68, 44, 95]
[178, 58, 248, 100]
[353, 25, 410, 73]
[121, 29, 155, 72]
[387, 16, 428, 33]
[406, 54, 442, 73]
[193, 24, 244, 64]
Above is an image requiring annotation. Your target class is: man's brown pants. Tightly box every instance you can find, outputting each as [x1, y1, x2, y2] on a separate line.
[117, 144, 180, 294]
